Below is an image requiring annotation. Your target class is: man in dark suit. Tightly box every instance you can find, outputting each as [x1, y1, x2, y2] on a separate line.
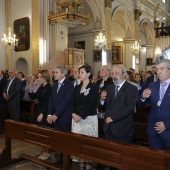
[104, 65, 138, 142]
[47, 66, 74, 164]
[3, 70, 21, 121]
[17, 71, 26, 100]
[104, 65, 138, 170]
[0, 70, 7, 105]
[138, 56, 170, 151]
[146, 63, 157, 87]
[95, 65, 113, 91]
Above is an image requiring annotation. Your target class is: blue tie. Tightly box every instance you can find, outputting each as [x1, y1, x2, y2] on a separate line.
[160, 82, 167, 100]
[57, 82, 62, 93]
[114, 85, 120, 98]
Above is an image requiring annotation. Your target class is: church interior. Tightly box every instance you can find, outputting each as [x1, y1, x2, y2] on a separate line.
[0, 0, 170, 170]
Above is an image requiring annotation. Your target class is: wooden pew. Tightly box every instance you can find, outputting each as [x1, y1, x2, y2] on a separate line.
[20, 101, 36, 122]
[1, 120, 170, 170]
[134, 106, 150, 145]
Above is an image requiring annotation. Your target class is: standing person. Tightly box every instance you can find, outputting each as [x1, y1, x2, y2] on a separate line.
[95, 65, 113, 91]
[3, 70, 21, 121]
[72, 65, 99, 170]
[73, 67, 81, 87]
[47, 66, 74, 165]
[0, 70, 7, 105]
[104, 65, 138, 170]
[23, 75, 34, 101]
[141, 71, 147, 84]
[138, 56, 170, 151]
[29, 70, 52, 160]
[146, 64, 157, 87]
[17, 71, 26, 100]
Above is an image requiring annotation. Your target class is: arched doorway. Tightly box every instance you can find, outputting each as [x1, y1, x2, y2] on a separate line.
[15, 58, 28, 76]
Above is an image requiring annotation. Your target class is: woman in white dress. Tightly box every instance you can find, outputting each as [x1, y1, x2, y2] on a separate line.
[72, 65, 99, 170]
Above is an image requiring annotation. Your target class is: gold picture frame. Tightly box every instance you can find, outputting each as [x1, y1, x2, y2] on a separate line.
[111, 43, 123, 64]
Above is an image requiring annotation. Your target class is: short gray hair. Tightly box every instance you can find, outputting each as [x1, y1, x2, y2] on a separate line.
[56, 66, 67, 75]
[155, 56, 170, 69]
[112, 64, 126, 73]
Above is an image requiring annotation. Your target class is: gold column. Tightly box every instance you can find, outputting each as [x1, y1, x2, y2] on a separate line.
[32, 0, 40, 73]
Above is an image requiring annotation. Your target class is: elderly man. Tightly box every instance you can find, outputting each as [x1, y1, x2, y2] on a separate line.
[3, 70, 21, 121]
[104, 65, 138, 170]
[95, 65, 113, 91]
[138, 56, 170, 151]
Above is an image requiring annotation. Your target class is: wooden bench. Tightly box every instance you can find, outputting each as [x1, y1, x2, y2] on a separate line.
[20, 101, 36, 122]
[1, 120, 170, 170]
[134, 106, 150, 145]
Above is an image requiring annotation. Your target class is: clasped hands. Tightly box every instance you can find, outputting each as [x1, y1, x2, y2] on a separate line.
[72, 113, 81, 123]
[155, 121, 166, 133]
[47, 114, 58, 124]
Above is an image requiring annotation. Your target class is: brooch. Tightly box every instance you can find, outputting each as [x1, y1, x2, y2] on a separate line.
[81, 88, 90, 96]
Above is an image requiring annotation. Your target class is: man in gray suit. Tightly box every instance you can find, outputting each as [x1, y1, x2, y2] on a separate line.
[104, 65, 138, 170]
[3, 70, 21, 121]
[104, 65, 138, 142]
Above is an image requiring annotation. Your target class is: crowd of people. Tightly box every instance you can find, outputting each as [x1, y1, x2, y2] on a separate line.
[0, 53, 170, 170]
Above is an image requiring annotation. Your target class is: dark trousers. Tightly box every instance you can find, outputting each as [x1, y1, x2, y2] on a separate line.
[148, 134, 170, 151]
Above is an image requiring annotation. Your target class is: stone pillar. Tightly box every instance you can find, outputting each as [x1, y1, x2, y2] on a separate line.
[134, 9, 142, 72]
[145, 45, 155, 70]
[124, 39, 137, 71]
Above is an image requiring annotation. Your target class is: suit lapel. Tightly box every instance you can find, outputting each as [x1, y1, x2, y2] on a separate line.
[57, 78, 66, 95]
[113, 81, 129, 104]
[162, 82, 170, 102]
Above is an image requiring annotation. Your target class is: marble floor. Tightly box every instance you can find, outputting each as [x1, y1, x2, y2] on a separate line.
[0, 135, 106, 170]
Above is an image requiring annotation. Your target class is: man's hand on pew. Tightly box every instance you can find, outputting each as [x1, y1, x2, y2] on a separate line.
[47, 114, 58, 124]
[37, 113, 43, 122]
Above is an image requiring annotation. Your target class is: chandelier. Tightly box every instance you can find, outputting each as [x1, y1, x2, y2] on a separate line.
[131, 40, 141, 54]
[1, 27, 18, 47]
[48, 0, 90, 27]
[155, 47, 162, 56]
[94, 32, 107, 49]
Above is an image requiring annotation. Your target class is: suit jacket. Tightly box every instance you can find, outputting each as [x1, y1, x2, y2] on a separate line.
[146, 75, 154, 87]
[20, 79, 26, 100]
[48, 78, 74, 131]
[95, 77, 113, 89]
[138, 81, 170, 140]
[104, 81, 138, 138]
[0, 77, 7, 105]
[72, 82, 99, 119]
[4, 77, 21, 103]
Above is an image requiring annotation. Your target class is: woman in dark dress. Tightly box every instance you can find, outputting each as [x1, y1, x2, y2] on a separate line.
[29, 69, 52, 160]
[72, 65, 99, 170]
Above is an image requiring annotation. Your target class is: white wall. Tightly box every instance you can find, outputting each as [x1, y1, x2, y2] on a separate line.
[11, 0, 32, 74]
[0, 0, 6, 70]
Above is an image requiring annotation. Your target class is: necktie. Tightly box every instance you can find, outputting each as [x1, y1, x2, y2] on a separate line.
[114, 85, 120, 98]
[57, 82, 62, 93]
[160, 82, 167, 100]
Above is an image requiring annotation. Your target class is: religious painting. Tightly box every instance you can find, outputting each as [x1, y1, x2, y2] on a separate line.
[74, 41, 85, 50]
[14, 17, 30, 51]
[146, 58, 153, 66]
[111, 43, 123, 64]
[93, 50, 102, 62]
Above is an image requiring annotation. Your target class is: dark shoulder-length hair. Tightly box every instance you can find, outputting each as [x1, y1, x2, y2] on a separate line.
[79, 65, 93, 80]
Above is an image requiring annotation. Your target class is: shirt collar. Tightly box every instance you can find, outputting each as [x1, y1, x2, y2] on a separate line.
[58, 77, 65, 84]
